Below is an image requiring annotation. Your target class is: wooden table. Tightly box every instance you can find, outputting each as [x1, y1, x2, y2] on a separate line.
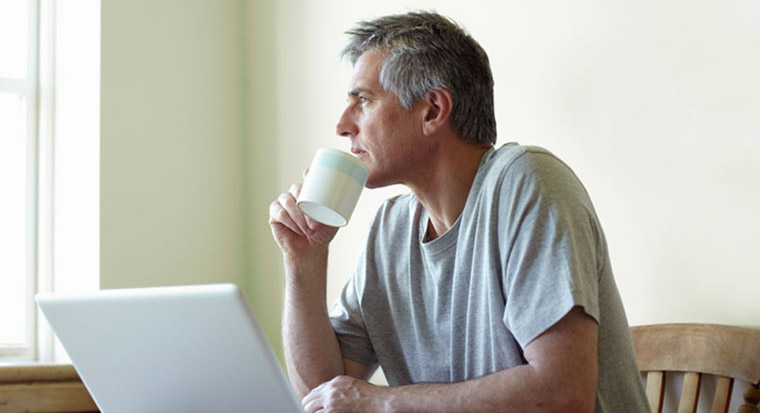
[0, 364, 98, 412]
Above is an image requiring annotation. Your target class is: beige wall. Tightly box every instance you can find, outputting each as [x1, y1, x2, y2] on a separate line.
[101, 0, 245, 290]
[101, 0, 760, 369]
[241, 0, 284, 360]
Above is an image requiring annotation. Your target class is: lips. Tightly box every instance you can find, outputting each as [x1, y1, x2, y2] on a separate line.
[350, 147, 366, 156]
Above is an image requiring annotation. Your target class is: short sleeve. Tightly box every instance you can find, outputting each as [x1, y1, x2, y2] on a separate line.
[500, 151, 602, 349]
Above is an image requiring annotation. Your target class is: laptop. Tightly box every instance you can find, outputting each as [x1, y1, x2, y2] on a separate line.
[36, 284, 304, 413]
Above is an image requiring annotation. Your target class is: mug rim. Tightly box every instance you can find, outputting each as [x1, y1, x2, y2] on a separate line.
[317, 148, 369, 175]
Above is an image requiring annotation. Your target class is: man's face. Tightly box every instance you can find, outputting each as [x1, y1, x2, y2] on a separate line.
[336, 50, 429, 189]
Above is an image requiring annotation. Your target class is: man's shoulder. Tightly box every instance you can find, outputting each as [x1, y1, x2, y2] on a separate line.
[474, 143, 588, 211]
[479, 143, 563, 184]
[484, 143, 557, 171]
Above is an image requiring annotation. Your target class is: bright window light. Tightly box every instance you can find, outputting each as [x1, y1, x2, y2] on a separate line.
[0, 0, 28, 79]
[0, 0, 100, 362]
[0, 92, 28, 348]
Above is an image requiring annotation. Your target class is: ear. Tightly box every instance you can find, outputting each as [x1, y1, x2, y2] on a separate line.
[421, 88, 453, 136]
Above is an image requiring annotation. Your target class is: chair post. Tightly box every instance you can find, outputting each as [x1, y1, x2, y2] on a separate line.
[738, 383, 760, 413]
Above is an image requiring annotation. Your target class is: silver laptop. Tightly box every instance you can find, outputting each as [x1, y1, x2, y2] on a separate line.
[36, 284, 303, 413]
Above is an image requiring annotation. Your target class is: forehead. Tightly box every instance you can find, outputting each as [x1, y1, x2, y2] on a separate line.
[348, 49, 389, 92]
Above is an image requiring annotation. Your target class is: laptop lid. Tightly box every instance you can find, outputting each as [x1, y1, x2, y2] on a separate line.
[36, 284, 303, 413]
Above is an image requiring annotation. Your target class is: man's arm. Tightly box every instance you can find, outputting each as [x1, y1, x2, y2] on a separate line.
[302, 306, 598, 413]
[280, 247, 344, 398]
[271, 185, 373, 398]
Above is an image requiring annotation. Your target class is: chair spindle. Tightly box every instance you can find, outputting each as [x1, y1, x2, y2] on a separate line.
[647, 371, 665, 413]
[678, 372, 701, 413]
[710, 376, 734, 413]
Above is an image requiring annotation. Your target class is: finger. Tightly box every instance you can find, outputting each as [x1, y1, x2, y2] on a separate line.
[305, 216, 321, 231]
[289, 184, 321, 232]
[281, 189, 312, 235]
[301, 390, 322, 413]
[302, 397, 322, 413]
[268, 198, 304, 236]
[301, 381, 324, 403]
[288, 183, 302, 198]
[268, 202, 301, 235]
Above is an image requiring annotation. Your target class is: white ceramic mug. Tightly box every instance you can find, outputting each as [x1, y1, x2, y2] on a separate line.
[297, 148, 369, 227]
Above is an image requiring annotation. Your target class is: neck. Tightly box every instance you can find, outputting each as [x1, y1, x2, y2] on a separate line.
[407, 140, 492, 241]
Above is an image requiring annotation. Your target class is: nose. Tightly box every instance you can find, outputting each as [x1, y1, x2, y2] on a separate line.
[336, 105, 358, 138]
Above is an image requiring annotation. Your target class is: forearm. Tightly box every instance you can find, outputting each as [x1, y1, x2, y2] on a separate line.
[281, 250, 344, 398]
[383, 308, 598, 413]
[383, 365, 541, 413]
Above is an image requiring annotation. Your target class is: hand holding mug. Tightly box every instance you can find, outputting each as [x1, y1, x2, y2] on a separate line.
[269, 148, 368, 258]
[297, 148, 368, 227]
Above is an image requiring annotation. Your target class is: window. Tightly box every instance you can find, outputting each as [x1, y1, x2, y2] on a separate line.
[1, 0, 99, 363]
[0, 0, 39, 361]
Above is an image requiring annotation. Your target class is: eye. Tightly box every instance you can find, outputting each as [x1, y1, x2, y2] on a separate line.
[346, 92, 370, 107]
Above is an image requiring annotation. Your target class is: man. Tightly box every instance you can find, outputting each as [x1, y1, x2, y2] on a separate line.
[269, 11, 650, 413]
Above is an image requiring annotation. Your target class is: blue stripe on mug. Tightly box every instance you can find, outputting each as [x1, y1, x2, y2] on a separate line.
[317, 151, 369, 185]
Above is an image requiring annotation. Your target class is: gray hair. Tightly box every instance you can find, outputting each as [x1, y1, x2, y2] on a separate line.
[342, 11, 497, 145]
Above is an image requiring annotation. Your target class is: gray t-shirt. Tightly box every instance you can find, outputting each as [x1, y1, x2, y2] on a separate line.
[330, 144, 650, 412]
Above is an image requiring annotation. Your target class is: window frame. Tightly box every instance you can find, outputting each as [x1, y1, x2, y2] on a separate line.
[0, 0, 40, 361]
[0, 0, 55, 362]
[2, 0, 100, 364]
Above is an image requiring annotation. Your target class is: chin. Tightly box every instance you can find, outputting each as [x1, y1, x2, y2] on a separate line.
[364, 174, 385, 189]
[364, 174, 398, 189]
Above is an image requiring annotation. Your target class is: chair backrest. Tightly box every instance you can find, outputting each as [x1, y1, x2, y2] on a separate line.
[631, 324, 760, 413]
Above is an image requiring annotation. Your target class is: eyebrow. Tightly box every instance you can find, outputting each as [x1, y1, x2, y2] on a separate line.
[348, 87, 375, 98]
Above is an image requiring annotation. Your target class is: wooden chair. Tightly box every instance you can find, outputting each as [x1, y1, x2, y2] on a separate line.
[631, 324, 760, 413]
